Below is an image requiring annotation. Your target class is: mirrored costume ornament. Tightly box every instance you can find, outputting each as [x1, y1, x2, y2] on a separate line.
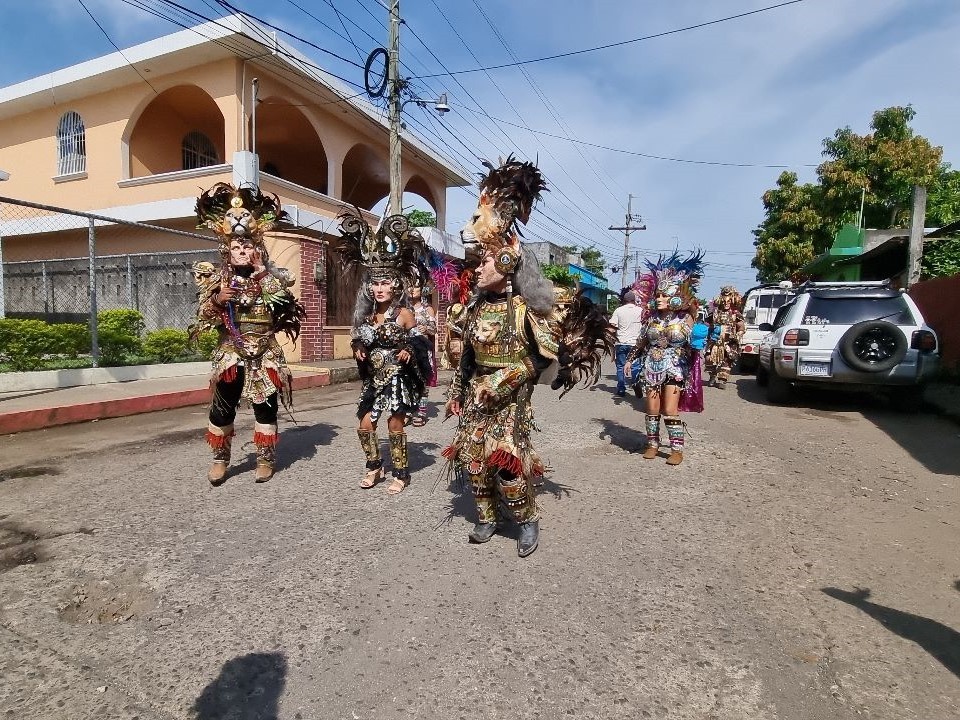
[191, 183, 305, 485]
[444, 157, 615, 557]
[628, 251, 704, 464]
[335, 210, 433, 490]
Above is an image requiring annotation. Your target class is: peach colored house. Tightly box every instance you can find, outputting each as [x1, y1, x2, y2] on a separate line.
[0, 14, 470, 360]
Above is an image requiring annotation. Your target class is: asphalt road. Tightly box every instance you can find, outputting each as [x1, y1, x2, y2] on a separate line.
[1, 368, 958, 719]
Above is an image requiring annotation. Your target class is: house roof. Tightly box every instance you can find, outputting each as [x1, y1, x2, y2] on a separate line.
[0, 14, 472, 188]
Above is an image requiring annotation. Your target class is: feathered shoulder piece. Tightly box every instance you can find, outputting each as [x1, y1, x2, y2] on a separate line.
[335, 209, 428, 286]
[632, 249, 704, 315]
[195, 182, 287, 239]
[550, 290, 617, 398]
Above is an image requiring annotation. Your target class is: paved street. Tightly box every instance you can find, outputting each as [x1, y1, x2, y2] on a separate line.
[1, 368, 958, 720]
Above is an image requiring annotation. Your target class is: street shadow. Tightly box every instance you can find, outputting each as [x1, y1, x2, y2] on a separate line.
[735, 378, 960, 476]
[954, 579, 960, 592]
[434, 473, 475, 529]
[229, 424, 337, 476]
[192, 651, 287, 720]
[822, 587, 960, 679]
[593, 417, 644, 453]
[408, 440, 441, 473]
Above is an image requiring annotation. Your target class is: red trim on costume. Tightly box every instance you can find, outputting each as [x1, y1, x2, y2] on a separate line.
[489, 449, 523, 476]
[441, 445, 456, 460]
[219, 365, 238, 383]
[253, 431, 278, 447]
[532, 460, 545, 477]
[206, 430, 233, 449]
[266, 368, 282, 388]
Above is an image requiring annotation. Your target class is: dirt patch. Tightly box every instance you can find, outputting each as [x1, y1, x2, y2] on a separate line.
[0, 521, 46, 570]
[0, 465, 62, 482]
[57, 568, 156, 625]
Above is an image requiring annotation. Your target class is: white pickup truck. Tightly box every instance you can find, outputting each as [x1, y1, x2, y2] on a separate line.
[738, 282, 795, 372]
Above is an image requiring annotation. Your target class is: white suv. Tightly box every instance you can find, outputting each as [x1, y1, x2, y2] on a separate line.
[757, 281, 940, 411]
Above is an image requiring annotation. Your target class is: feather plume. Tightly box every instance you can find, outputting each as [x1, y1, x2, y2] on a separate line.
[550, 291, 617, 398]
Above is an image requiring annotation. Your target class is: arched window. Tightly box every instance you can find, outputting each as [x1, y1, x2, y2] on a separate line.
[181, 131, 218, 170]
[56, 111, 86, 176]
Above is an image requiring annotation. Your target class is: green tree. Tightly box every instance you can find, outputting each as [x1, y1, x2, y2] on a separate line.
[752, 106, 958, 281]
[578, 246, 606, 275]
[406, 209, 436, 227]
[751, 172, 832, 282]
[541, 264, 577, 287]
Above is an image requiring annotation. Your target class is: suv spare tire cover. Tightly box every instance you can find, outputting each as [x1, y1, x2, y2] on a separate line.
[838, 320, 907, 373]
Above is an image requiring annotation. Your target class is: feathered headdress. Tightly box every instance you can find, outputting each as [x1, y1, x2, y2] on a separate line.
[712, 285, 743, 311]
[632, 250, 704, 315]
[335, 209, 428, 288]
[196, 182, 287, 253]
[461, 155, 547, 274]
[550, 290, 618, 398]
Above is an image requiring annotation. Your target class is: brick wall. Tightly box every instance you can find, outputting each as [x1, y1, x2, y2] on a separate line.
[910, 274, 960, 372]
[298, 237, 328, 361]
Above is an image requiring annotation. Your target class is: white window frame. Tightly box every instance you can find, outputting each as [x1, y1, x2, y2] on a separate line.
[56, 111, 87, 177]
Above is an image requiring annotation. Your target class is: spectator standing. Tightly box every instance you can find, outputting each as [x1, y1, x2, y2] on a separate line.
[609, 291, 645, 396]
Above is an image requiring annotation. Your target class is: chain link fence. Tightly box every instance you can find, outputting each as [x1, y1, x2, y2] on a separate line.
[0, 196, 218, 365]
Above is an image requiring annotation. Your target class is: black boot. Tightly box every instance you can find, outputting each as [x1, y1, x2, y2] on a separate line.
[517, 520, 539, 558]
[468, 522, 497, 544]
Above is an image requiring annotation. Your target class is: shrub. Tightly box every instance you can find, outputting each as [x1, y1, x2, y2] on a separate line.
[0, 319, 57, 371]
[49, 323, 91, 357]
[195, 330, 219, 357]
[142, 328, 191, 363]
[96, 309, 144, 365]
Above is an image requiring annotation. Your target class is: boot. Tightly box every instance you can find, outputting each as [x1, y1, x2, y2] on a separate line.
[642, 414, 661, 459]
[664, 416, 684, 466]
[468, 522, 497, 544]
[387, 431, 410, 494]
[253, 422, 278, 482]
[518, 520, 540, 558]
[206, 422, 234, 486]
[357, 429, 383, 488]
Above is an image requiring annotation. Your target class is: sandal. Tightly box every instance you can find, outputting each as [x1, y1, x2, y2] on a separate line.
[411, 414, 427, 427]
[386, 476, 409, 495]
[360, 467, 384, 489]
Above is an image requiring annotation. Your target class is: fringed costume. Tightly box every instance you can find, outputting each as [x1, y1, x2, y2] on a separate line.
[628, 251, 704, 465]
[336, 210, 433, 493]
[191, 183, 305, 485]
[705, 286, 745, 388]
[444, 157, 614, 557]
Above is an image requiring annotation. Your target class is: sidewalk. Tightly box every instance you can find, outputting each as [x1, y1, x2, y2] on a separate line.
[0, 360, 359, 435]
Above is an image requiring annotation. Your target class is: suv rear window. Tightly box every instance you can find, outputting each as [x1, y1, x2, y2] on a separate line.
[801, 295, 914, 326]
[757, 294, 790, 309]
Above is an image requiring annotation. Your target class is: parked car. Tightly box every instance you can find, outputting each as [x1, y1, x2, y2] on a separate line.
[756, 281, 939, 411]
[739, 282, 795, 372]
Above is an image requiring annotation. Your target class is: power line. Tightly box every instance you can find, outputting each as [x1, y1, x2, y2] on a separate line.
[413, 0, 811, 78]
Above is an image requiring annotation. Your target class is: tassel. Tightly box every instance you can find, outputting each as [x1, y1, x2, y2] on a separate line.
[441, 445, 457, 460]
[489, 448, 523, 476]
[206, 430, 232, 449]
[218, 365, 238, 383]
[253, 431, 278, 447]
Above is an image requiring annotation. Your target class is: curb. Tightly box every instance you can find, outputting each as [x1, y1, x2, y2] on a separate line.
[0, 366, 360, 435]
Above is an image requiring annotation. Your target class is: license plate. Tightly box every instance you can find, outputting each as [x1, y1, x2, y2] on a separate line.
[799, 362, 831, 377]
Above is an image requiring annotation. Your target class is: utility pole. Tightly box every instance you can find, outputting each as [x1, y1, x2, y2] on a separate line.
[387, 0, 402, 216]
[609, 193, 645, 290]
[906, 184, 927, 288]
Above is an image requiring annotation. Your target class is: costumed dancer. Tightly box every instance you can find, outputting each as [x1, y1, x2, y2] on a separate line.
[408, 283, 438, 427]
[443, 157, 614, 557]
[627, 252, 705, 466]
[191, 183, 305, 485]
[335, 211, 433, 494]
[705, 286, 745, 389]
[441, 268, 476, 370]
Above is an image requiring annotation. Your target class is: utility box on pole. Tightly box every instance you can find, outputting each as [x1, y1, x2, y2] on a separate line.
[907, 185, 927, 288]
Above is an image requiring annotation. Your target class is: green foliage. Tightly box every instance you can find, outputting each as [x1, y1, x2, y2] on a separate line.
[578, 246, 606, 274]
[406, 209, 436, 228]
[49, 323, 90, 357]
[753, 106, 959, 282]
[0, 319, 57, 371]
[96, 309, 144, 365]
[195, 330, 219, 357]
[142, 329, 192, 363]
[921, 235, 960, 279]
[541, 264, 577, 287]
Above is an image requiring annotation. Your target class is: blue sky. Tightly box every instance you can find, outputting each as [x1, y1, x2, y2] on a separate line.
[2, 0, 958, 297]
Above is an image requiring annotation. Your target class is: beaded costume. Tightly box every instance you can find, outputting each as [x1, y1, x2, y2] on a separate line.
[190, 183, 305, 485]
[705, 286, 745, 388]
[628, 251, 704, 464]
